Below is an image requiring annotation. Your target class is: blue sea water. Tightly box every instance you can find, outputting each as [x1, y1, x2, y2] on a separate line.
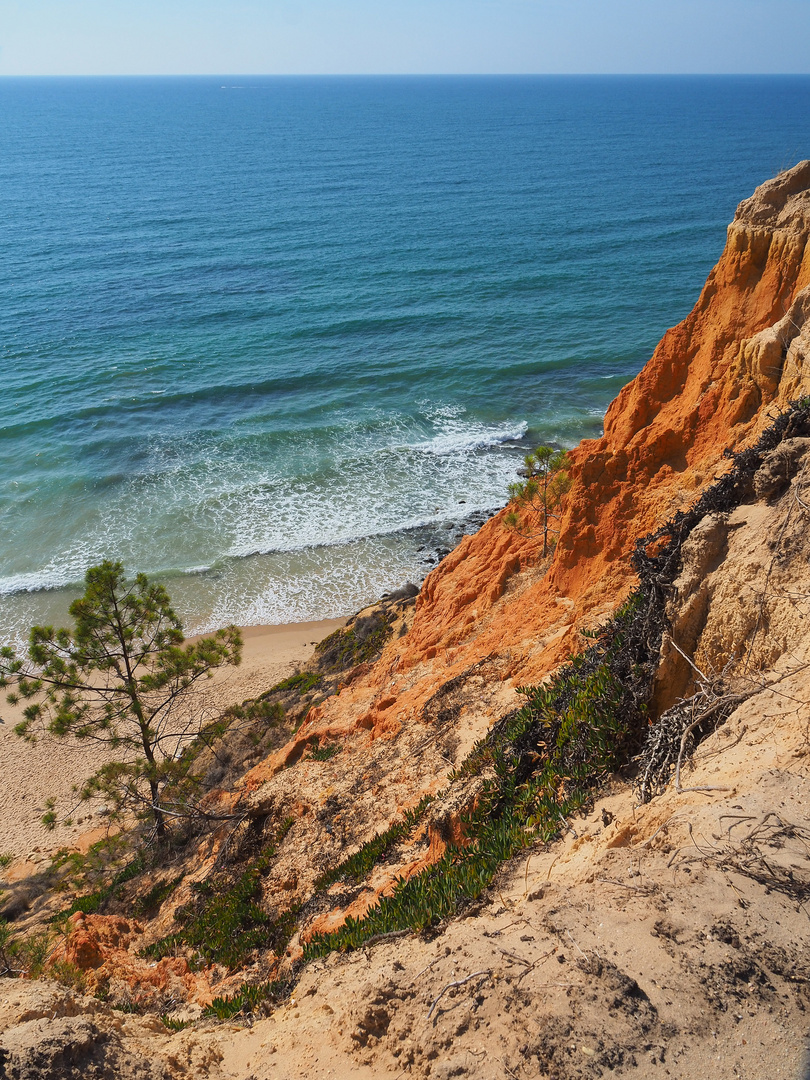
[1, 75, 809, 642]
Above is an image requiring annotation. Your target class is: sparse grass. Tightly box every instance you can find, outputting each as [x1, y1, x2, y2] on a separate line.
[271, 671, 322, 696]
[41, 798, 57, 830]
[178, 698, 286, 776]
[222, 698, 285, 725]
[132, 874, 184, 918]
[13, 928, 53, 978]
[113, 999, 146, 1014]
[315, 611, 393, 671]
[49, 850, 148, 922]
[50, 959, 87, 992]
[276, 816, 295, 843]
[0, 918, 20, 977]
[308, 743, 342, 762]
[0, 852, 14, 870]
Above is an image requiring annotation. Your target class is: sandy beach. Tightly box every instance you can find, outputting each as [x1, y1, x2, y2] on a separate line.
[0, 617, 346, 867]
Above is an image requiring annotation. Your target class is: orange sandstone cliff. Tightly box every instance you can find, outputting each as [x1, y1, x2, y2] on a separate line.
[404, 160, 810, 680]
[243, 160, 810, 785]
[178, 160, 810, 954]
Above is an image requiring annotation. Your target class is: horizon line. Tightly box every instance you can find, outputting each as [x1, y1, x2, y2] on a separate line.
[2, 71, 810, 80]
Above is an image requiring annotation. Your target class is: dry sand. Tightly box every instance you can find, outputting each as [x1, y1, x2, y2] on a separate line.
[0, 617, 345, 868]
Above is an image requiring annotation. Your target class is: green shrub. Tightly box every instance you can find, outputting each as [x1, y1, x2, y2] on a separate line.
[203, 975, 294, 1020]
[144, 853, 275, 969]
[0, 918, 20, 976]
[143, 819, 299, 971]
[161, 1015, 191, 1031]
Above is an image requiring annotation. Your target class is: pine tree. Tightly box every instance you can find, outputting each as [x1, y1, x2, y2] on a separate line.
[0, 561, 242, 838]
[504, 446, 572, 557]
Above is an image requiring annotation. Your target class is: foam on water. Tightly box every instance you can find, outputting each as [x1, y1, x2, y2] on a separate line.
[0, 400, 526, 634]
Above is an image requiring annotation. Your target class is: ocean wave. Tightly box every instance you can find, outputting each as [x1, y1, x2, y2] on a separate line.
[0, 568, 83, 597]
[224, 505, 502, 561]
[0, 506, 502, 601]
[400, 419, 528, 456]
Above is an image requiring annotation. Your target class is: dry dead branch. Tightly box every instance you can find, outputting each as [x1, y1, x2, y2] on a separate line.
[427, 970, 492, 1019]
[635, 665, 751, 803]
[667, 812, 810, 906]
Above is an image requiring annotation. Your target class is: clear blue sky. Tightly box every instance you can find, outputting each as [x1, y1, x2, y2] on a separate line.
[2, 0, 809, 76]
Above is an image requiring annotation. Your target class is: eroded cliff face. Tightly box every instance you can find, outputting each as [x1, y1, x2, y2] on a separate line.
[401, 161, 810, 688]
[263, 161, 810, 766]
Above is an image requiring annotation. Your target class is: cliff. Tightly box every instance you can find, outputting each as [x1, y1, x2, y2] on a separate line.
[3, 163, 810, 1080]
[401, 159, 810, 686]
[236, 160, 810, 780]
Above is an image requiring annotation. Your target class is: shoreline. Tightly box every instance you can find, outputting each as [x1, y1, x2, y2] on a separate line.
[0, 504, 499, 650]
[0, 615, 347, 870]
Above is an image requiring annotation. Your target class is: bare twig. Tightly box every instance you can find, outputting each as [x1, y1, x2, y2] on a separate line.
[362, 929, 411, 949]
[669, 639, 710, 683]
[499, 948, 532, 967]
[565, 930, 589, 962]
[720, 814, 757, 838]
[427, 971, 492, 1019]
[674, 701, 743, 795]
[686, 822, 714, 855]
[596, 878, 653, 893]
[410, 955, 442, 985]
[524, 852, 534, 897]
[514, 949, 556, 985]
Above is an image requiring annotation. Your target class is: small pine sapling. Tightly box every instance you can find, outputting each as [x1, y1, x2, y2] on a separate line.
[504, 446, 572, 556]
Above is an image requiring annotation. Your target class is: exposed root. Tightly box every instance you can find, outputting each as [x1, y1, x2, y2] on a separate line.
[667, 812, 810, 910]
[427, 970, 492, 1020]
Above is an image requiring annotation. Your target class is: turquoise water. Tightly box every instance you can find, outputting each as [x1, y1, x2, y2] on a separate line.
[1, 76, 809, 641]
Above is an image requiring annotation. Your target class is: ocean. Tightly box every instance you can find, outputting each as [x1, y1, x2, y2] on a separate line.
[1, 75, 808, 644]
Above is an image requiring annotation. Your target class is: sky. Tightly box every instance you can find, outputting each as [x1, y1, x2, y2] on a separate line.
[1, 0, 809, 77]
